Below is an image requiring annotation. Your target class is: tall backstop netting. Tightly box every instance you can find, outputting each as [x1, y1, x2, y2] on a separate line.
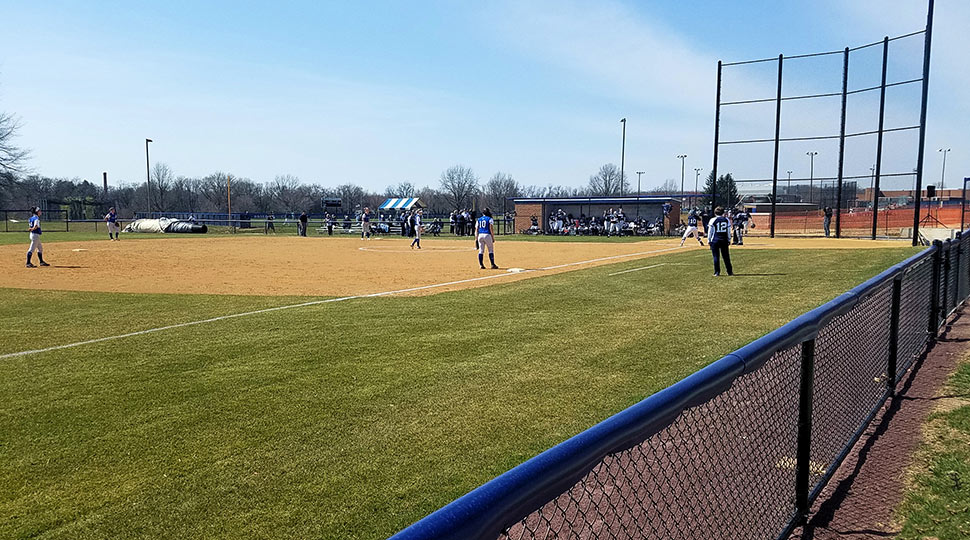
[710, 3, 936, 244]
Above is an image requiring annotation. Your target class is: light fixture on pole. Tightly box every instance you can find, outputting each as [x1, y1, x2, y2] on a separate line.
[806, 151, 818, 204]
[619, 118, 626, 197]
[694, 168, 703, 206]
[636, 171, 645, 218]
[786, 170, 792, 194]
[939, 148, 951, 190]
[677, 154, 687, 202]
[145, 139, 153, 216]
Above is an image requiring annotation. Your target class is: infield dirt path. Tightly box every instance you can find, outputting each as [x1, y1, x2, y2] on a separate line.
[0, 235, 910, 297]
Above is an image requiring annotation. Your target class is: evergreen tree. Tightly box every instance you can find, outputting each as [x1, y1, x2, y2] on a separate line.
[704, 171, 740, 209]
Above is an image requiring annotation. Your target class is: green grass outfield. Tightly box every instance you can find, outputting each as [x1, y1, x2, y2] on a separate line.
[896, 358, 970, 539]
[0, 245, 920, 539]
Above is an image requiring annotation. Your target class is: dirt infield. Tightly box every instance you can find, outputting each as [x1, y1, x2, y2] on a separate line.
[0, 235, 912, 297]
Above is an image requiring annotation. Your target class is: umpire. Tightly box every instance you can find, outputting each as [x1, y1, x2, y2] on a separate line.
[707, 206, 734, 277]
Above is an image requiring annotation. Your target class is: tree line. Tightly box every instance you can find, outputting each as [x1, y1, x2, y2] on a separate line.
[0, 162, 703, 218]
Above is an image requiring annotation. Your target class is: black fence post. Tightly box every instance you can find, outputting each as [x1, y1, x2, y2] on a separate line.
[942, 239, 952, 320]
[712, 61, 722, 210]
[796, 338, 816, 522]
[912, 0, 936, 246]
[929, 240, 943, 336]
[955, 231, 963, 304]
[888, 276, 902, 392]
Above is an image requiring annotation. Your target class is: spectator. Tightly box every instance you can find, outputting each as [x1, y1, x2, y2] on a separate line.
[823, 206, 833, 237]
[265, 213, 275, 234]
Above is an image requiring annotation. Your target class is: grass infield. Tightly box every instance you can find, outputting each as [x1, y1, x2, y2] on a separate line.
[0, 245, 920, 539]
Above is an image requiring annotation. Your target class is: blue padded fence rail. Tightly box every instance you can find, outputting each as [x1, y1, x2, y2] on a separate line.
[391, 236, 964, 540]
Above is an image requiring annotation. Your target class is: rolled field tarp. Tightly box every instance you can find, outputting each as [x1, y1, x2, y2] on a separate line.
[165, 221, 207, 233]
[122, 218, 208, 234]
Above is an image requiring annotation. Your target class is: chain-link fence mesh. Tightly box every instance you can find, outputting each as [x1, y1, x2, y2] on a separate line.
[501, 344, 803, 540]
[896, 257, 933, 380]
[392, 235, 970, 540]
[809, 283, 892, 495]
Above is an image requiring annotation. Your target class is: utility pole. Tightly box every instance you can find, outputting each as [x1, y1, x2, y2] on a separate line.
[145, 138, 153, 217]
[806, 151, 818, 204]
[677, 154, 687, 203]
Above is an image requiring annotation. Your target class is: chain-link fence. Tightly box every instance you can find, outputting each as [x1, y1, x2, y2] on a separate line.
[391, 231, 970, 540]
[2, 209, 69, 233]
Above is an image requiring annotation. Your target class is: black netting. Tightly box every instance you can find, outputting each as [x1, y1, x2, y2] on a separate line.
[897, 258, 933, 379]
[809, 283, 893, 493]
[501, 345, 802, 540]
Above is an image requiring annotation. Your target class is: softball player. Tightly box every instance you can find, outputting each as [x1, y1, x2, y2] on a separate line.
[410, 209, 422, 249]
[680, 210, 704, 247]
[476, 208, 499, 269]
[104, 207, 120, 240]
[25, 206, 49, 268]
[707, 206, 733, 277]
[361, 207, 372, 239]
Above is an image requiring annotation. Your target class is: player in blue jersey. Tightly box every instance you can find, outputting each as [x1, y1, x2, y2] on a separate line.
[707, 206, 733, 276]
[25, 206, 50, 268]
[104, 206, 120, 240]
[680, 209, 704, 247]
[476, 208, 499, 269]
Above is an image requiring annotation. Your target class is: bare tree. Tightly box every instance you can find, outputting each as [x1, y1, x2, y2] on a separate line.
[0, 111, 30, 174]
[272, 174, 304, 210]
[151, 162, 174, 211]
[648, 178, 680, 194]
[483, 172, 520, 212]
[385, 181, 416, 198]
[587, 163, 628, 196]
[439, 165, 479, 210]
[198, 172, 229, 211]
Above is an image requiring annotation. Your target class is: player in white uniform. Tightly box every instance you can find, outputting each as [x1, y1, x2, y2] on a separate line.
[410, 209, 422, 249]
[476, 208, 499, 269]
[680, 209, 704, 247]
[25, 206, 50, 268]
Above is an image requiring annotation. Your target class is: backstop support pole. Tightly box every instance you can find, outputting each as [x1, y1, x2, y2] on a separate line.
[770, 54, 783, 238]
[929, 240, 942, 336]
[835, 47, 849, 238]
[913, 0, 935, 246]
[712, 61, 722, 211]
[871, 37, 889, 240]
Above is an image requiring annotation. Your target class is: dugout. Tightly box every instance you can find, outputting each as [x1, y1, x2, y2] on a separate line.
[512, 196, 681, 234]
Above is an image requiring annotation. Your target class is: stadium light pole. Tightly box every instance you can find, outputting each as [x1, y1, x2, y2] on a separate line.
[787, 170, 793, 195]
[806, 151, 818, 204]
[145, 138, 153, 217]
[939, 148, 950, 189]
[619, 118, 626, 197]
[677, 154, 687, 202]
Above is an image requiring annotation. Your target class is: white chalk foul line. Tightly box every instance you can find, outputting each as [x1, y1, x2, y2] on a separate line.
[1, 244, 682, 360]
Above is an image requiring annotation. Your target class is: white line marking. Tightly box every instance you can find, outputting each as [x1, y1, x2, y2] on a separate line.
[608, 261, 689, 277]
[1, 244, 683, 360]
[608, 263, 666, 276]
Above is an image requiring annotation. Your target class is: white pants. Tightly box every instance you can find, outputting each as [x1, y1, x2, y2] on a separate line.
[107, 222, 120, 233]
[477, 233, 494, 254]
[27, 233, 43, 254]
[682, 226, 700, 240]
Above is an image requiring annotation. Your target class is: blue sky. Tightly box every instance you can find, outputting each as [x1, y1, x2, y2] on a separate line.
[1, 0, 967, 193]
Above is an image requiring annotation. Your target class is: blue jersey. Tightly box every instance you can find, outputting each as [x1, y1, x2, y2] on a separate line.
[28, 215, 42, 235]
[477, 216, 493, 235]
[687, 215, 698, 227]
[106, 211, 117, 223]
[708, 216, 730, 243]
